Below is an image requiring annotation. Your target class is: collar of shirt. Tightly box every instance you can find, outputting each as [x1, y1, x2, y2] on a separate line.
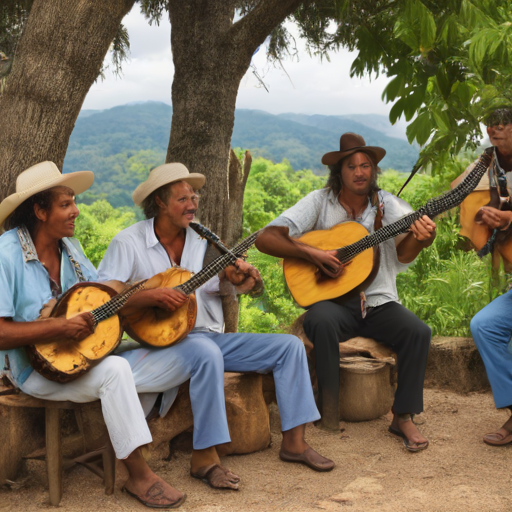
[145, 217, 160, 249]
[326, 189, 377, 227]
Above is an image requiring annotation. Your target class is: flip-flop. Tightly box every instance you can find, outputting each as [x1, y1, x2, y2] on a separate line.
[279, 447, 335, 472]
[483, 427, 512, 446]
[388, 425, 429, 453]
[190, 464, 240, 490]
[123, 482, 186, 509]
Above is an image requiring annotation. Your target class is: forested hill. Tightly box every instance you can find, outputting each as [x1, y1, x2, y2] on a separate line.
[64, 102, 418, 207]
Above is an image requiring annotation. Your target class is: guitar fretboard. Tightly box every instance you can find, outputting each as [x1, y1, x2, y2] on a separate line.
[176, 230, 261, 295]
[91, 280, 148, 324]
[336, 149, 493, 264]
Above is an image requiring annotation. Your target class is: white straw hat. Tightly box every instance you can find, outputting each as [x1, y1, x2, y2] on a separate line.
[132, 162, 205, 206]
[0, 161, 94, 227]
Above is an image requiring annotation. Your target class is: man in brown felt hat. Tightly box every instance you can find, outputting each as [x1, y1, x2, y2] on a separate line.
[256, 133, 436, 451]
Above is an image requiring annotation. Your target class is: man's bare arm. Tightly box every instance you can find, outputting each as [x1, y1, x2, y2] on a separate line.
[255, 226, 343, 278]
[0, 314, 95, 351]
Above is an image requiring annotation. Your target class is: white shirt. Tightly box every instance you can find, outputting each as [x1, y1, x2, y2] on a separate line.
[268, 188, 413, 307]
[97, 218, 224, 332]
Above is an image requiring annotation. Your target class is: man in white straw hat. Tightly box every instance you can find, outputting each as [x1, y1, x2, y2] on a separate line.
[98, 162, 334, 489]
[256, 133, 436, 452]
[0, 161, 186, 508]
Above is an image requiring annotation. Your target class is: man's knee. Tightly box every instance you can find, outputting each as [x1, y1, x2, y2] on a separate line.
[191, 339, 224, 375]
[470, 309, 490, 341]
[97, 355, 133, 386]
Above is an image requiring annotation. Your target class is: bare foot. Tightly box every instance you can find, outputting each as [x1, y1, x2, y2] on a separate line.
[280, 445, 335, 472]
[390, 414, 429, 451]
[191, 464, 240, 490]
[124, 474, 184, 508]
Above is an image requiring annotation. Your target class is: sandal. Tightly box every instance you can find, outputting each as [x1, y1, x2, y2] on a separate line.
[279, 447, 335, 472]
[123, 482, 186, 509]
[483, 426, 512, 446]
[190, 464, 240, 490]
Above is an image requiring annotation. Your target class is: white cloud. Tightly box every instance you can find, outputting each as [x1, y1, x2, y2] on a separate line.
[83, 8, 394, 119]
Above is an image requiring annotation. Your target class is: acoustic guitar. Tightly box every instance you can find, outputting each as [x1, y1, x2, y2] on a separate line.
[122, 229, 260, 347]
[283, 148, 493, 308]
[26, 280, 147, 383]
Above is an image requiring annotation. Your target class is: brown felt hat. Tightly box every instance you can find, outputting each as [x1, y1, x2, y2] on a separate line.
[321, 133, 386, 166]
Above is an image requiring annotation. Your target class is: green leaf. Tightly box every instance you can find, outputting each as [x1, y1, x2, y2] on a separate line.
[382, 74, 405, 102]
[389, 98, 406, 124]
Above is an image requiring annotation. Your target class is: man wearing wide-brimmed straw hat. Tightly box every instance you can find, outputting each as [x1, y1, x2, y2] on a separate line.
[98, 162, 334, 489]
[0, 161, 186, 509]
[256, 133, 436, 452]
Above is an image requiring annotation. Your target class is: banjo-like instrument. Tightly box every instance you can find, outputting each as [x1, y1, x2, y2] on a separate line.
[283, 148, 493, 308]
[122, 229, 260, 347]
[26, 280, 147, 383]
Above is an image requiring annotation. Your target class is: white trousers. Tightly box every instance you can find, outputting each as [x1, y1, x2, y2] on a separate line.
[20, 356, 152, 460]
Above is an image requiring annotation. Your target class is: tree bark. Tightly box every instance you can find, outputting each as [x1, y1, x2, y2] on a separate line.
[167, 0, 303, 240]
[0, 0, 135, 200]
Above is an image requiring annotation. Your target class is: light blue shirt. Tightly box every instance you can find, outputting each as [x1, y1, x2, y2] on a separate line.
[0, 227, 97, 386]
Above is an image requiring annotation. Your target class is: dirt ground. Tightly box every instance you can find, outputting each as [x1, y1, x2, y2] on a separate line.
[2, 387, 512, 512]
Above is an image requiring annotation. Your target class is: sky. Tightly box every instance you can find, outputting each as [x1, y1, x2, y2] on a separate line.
[83, 7, 399, 120]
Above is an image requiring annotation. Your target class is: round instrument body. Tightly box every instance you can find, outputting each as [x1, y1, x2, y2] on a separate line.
[122, 267, 197, 347]
[27, 282, 122, 384]
[283, 221, 375, 308]
[460, 190, 512, 265]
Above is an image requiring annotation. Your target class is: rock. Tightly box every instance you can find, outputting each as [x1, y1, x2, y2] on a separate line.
[148, 372, 270, 459]
[425, 337, 490, 393]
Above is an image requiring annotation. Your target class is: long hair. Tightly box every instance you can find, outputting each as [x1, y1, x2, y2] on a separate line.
[5, 186, 75, 234]
[325, 151, 380, 198]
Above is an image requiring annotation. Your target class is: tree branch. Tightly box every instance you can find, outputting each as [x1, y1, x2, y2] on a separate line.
[229, 0, 304, 52]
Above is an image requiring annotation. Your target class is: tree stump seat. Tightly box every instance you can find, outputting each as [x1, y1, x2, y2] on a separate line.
[290, 313, 397, 422]
[0, 386, 115, 506]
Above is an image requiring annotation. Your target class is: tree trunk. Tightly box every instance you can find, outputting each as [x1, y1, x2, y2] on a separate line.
[0, 0, 135, 200]
[167, 0, 302, 240]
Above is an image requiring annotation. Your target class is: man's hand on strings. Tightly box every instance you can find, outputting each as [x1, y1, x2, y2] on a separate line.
[409, 215, 437, 245]
[309, 248, 345, 279]
[478, 207, 512, 231]
[221, 259, 264, 295]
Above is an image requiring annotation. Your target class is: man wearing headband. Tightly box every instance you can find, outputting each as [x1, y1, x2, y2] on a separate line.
[256, 133, 436, 452]
[0, 162, 185, 508]
[97, 163, 334, 490]
[454, 107, 512, 446]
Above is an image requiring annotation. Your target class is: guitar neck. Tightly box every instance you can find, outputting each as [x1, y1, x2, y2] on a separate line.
[336, 149, 492, 264]
[176, 230, 260, 295]
[91, 280, 147, 324]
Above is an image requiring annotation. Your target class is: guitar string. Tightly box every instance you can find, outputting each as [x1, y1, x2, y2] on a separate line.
[336, 153, 491, 264]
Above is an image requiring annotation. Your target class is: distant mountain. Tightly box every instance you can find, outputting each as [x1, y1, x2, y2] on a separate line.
[63, 102, 419, 206]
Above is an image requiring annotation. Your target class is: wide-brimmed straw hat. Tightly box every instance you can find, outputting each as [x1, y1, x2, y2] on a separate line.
[0, 161, 94, 227]
[321, 133, 386, 166]
[132, 162, 205, 206]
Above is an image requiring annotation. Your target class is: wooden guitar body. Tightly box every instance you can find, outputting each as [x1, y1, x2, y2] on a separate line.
[283, 222, 376, 308]
[460, 190, 512, 265]
[26, 282, 122, 383]
[122, 267, 197, 347]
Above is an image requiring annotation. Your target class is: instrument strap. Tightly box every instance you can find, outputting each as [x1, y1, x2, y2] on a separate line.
[61, 241, 87, 283]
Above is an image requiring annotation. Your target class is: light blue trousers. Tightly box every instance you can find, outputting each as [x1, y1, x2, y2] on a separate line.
[121, 331, 320, 450]
[471, 289, 512, 409]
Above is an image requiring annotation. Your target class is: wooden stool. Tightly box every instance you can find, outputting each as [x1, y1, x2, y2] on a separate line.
[0, 387, 115, 506]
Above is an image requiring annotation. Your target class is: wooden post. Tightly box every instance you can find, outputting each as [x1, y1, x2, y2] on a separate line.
[45, 407, 62, 506]
[102, 440, 116, 495]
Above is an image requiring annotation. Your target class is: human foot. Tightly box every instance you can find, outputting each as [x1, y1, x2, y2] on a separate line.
[483, 417, 512, 446]
[279, 446, 335, 472]
[123, 475, 185, 509]
[389, 414, 429, 452]
[190, 464, 240, 490]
